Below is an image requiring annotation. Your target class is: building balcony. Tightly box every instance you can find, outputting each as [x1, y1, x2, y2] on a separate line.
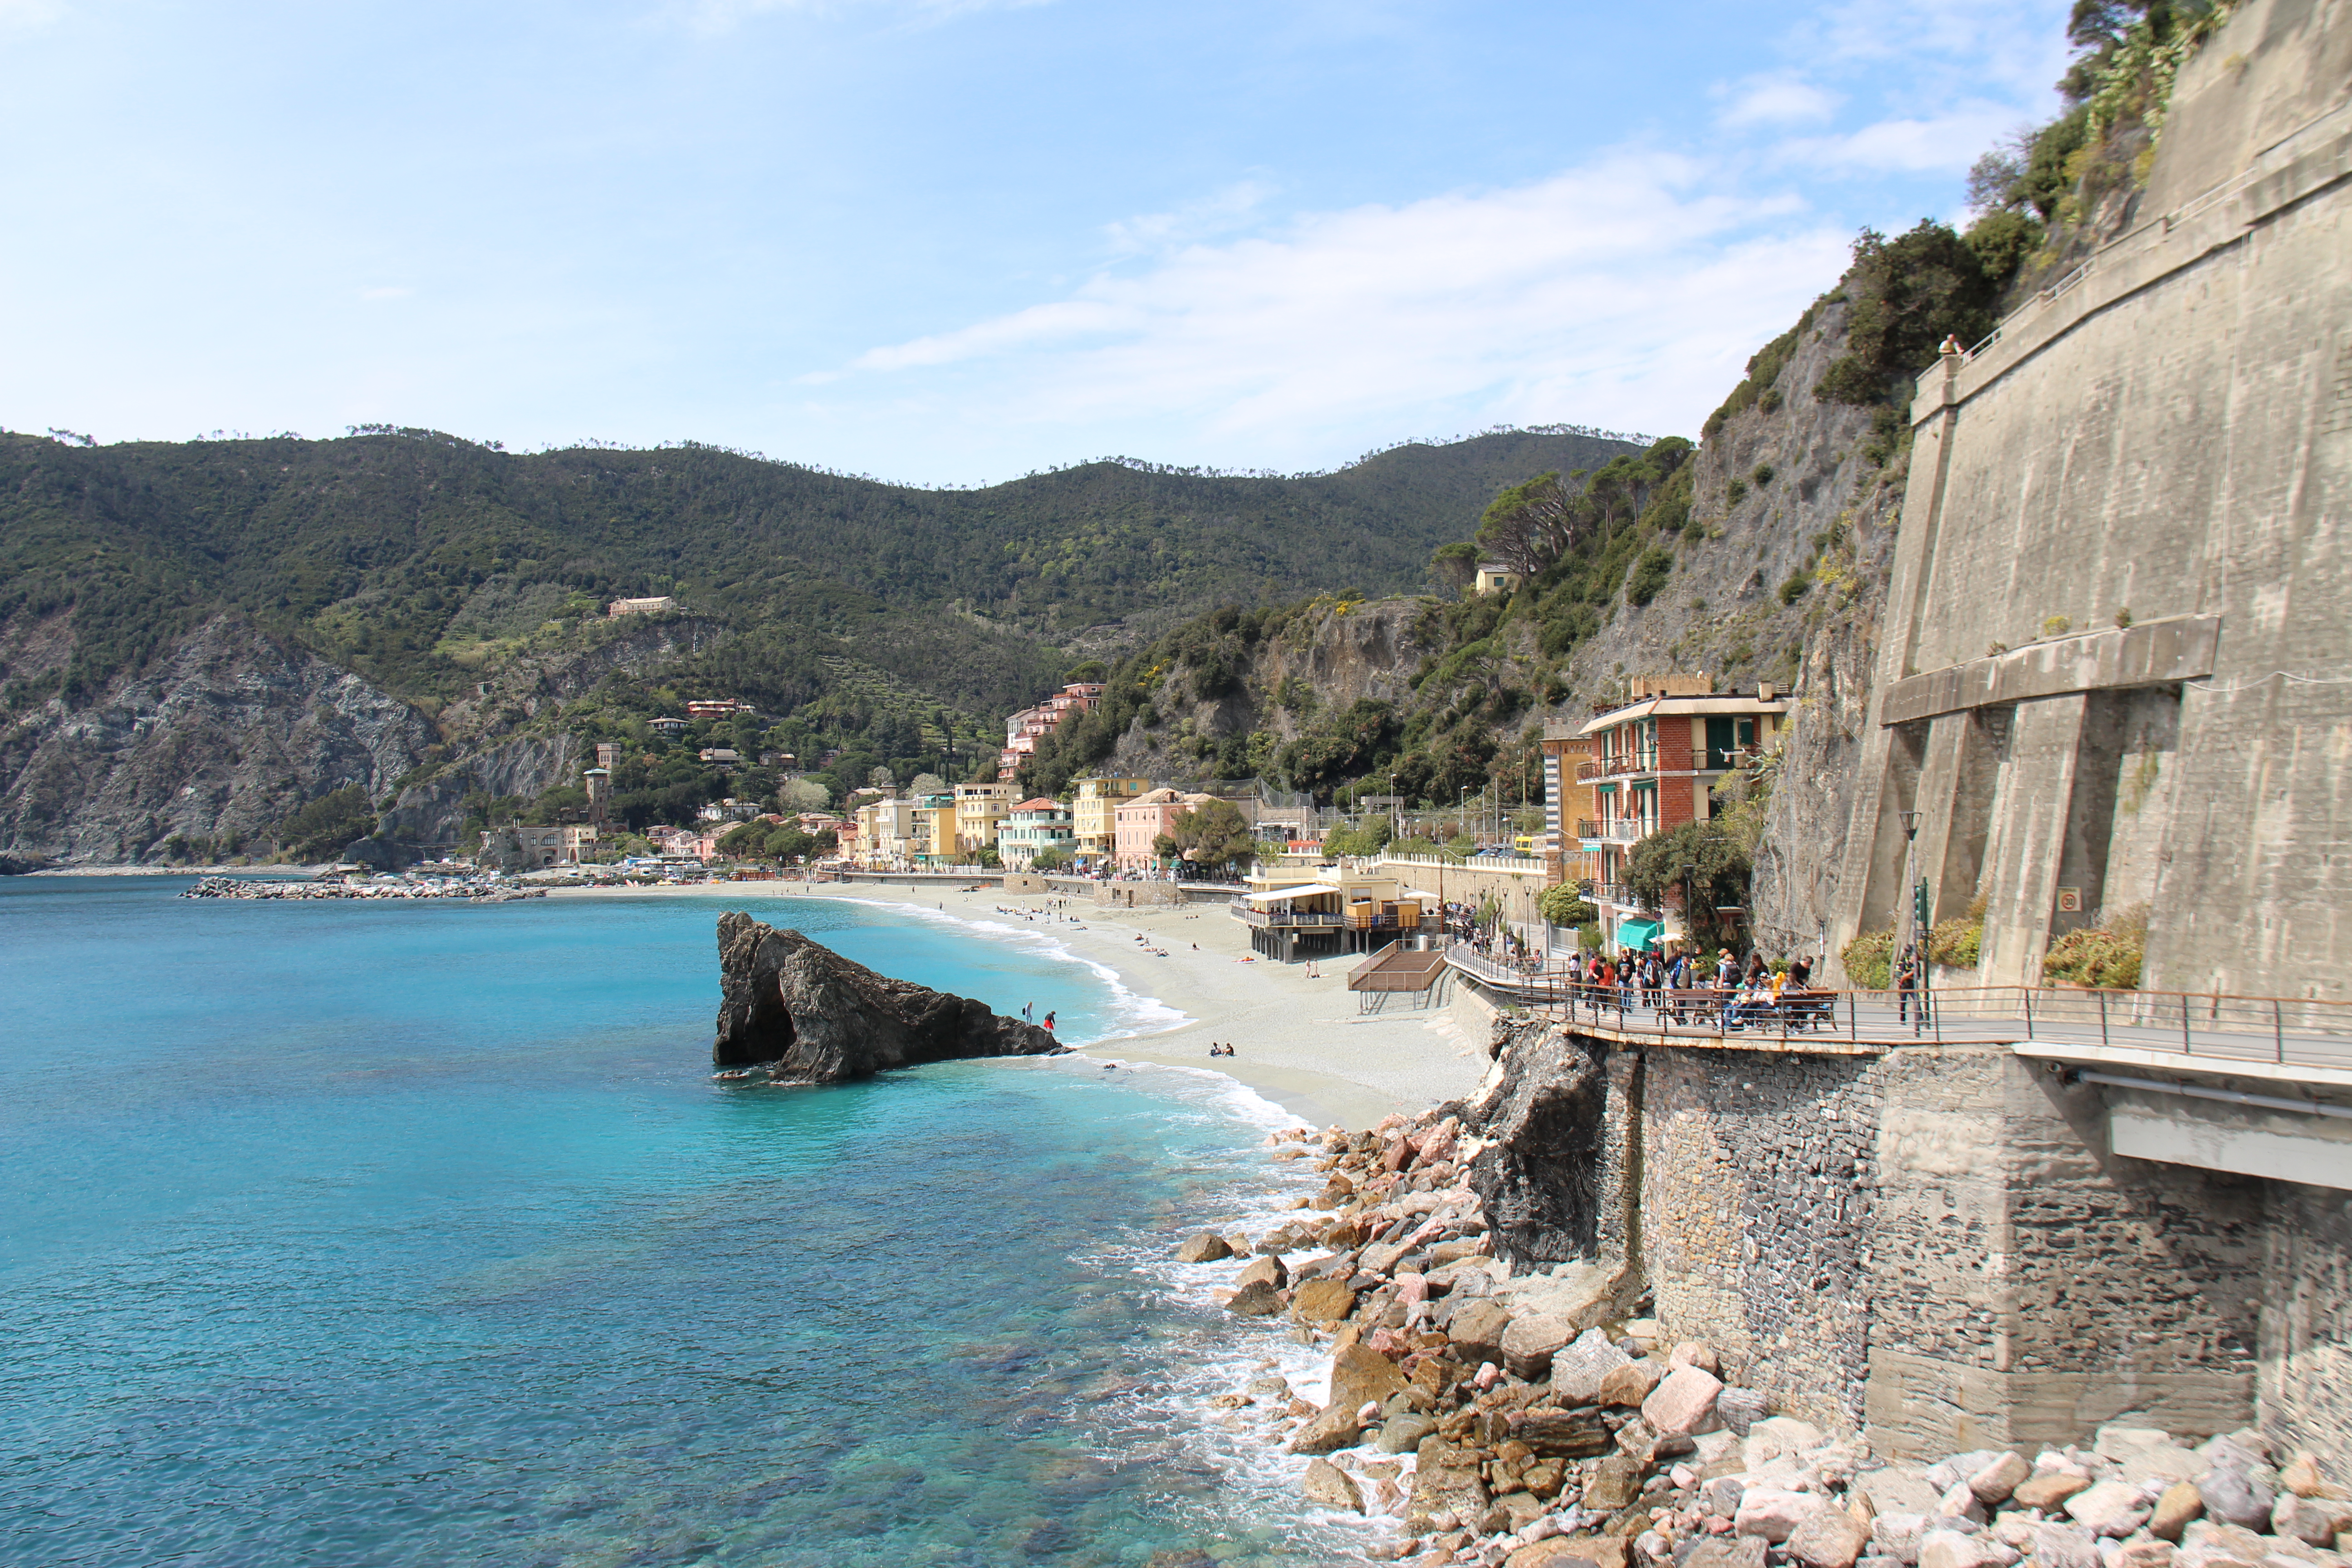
[1576, 749, 1754, 783]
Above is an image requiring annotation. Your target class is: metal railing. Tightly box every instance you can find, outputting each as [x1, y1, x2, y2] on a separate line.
[1576, 750, 1750, 783]
[1231, 906, 1432, 931]
[1442, 948, 2352, 1067]
[1371, 852, 1549, 875]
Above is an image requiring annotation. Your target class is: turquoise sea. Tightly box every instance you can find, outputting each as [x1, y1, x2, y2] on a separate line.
[0, 879, 1347, 1568]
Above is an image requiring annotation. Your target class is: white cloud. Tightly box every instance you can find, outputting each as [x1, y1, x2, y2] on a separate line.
[667, 0, 1049, 35]
[1102, 180, 1278, 258]
[0, 0, 62, 28]
[1717, 76, 1841, 129]
[1790, 0, 2071, 103]
[828, 152, 1848, 464]
[1774, 104, 2020, 173]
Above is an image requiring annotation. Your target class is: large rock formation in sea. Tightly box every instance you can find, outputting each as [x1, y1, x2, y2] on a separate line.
[713, 911, 1064, 1079]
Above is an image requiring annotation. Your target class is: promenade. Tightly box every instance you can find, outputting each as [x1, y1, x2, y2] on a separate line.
[1442, 944, 2352, 1073]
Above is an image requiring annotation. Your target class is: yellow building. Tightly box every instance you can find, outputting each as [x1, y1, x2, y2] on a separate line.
[1070, 775, 1150, 865]
[854, 797, 921, 867]
[951, 782, 1018, 858]
[911, 791, 958, 865]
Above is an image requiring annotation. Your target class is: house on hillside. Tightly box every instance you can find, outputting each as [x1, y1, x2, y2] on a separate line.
[1475, 563, 1523, 595]
[997, 682, 1107, 781]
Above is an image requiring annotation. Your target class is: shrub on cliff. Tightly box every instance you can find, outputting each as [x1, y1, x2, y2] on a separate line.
[2043, 903, 2149, 988]
[1815, 222, 2003, 405]
[1840, 929, 1895, 989]
[1926, 893, 1988, 969]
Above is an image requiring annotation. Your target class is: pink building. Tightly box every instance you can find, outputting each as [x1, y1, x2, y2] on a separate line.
[1112, 788, 1219, 872]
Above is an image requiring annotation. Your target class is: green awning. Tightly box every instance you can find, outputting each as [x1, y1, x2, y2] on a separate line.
[1614, 918, 1664, 950]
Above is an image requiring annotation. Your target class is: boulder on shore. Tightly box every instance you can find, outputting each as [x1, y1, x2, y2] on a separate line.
[712, 911, 1063, 1077]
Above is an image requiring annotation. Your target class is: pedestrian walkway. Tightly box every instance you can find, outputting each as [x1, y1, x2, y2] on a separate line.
[1443, 945, 2352, 1069]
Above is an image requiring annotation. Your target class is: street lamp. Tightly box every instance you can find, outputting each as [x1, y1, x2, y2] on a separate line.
[1895, 809, 1930, 1032]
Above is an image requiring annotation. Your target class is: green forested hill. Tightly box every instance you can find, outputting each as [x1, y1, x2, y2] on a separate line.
[0, 424, 1644, 720]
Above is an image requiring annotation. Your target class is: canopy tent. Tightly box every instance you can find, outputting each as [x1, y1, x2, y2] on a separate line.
[1242, 883, 1342, 904]
[1614, 917, 1665, 951]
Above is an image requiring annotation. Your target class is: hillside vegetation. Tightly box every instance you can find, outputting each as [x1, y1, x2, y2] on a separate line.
[0, 425, 1643, 862]
[0, 425, 1644, 720]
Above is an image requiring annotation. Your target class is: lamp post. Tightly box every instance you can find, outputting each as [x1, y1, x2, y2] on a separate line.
[1896, 809, 1930, 1032]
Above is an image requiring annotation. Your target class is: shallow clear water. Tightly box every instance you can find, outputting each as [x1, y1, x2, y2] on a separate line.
[0, 880, 1343, 1567]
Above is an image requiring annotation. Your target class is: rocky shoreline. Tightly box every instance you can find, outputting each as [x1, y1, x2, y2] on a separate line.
[1176, 1103, 2350, 1568]
[178, 875, 544, 902]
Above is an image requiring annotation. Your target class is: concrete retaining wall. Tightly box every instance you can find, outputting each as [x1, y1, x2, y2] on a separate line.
[1823, 0, 2352, 999]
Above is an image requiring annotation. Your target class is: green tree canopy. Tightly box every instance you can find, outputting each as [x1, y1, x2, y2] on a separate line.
[1625, 818, 1753, 950]
[1538, 883, 1598, 927]
[1168, 798, 1256, 871]
[273, 786, 379, 862]
[1472, 471, 1580, 577]
[1428, 540, 1480, 598]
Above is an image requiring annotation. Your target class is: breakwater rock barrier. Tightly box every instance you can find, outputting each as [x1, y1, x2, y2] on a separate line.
[179, 876, 544, 902]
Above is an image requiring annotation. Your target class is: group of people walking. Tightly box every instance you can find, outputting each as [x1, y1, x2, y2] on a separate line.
[1561, 945, 1821, 1024]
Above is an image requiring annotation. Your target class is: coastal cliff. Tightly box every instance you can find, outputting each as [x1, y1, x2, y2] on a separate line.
[712, 911, 1063, 1078]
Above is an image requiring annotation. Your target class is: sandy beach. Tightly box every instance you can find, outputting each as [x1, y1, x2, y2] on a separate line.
[549, 878, 1491, 1129]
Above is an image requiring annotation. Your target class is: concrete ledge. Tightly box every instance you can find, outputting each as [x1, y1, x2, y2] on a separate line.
[2112, 1104, 2352, 1190]
[1878, 615, 2220, 725]
[2011, 1039, 2352, 1091]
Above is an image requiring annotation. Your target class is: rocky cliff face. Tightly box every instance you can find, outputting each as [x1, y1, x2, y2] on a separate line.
[1502, 296, 1901, 723]
[0, 611, 437, 864]
[1106, 599, 1437, 780]
[712, 911, 1064, 1078]
[0, 601, 739, 863]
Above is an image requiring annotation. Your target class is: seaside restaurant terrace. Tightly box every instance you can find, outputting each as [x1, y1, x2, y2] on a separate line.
[1230, 870, 1432, 962]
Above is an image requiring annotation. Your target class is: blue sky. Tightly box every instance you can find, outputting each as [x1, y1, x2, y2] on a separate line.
[0, 0, 2070, 485]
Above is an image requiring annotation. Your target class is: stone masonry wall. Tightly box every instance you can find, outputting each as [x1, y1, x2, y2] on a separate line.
[1638, 1047, 1879, 1432]
[1618, 1040, 2297, 1459]
[2260, 1181, 2352, 1460]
